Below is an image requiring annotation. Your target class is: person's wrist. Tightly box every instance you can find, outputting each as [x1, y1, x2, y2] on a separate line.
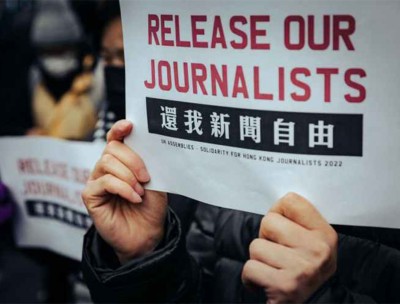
[115, 227, 165, 265]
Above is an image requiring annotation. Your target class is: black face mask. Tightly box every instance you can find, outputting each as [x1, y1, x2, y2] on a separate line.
[39, 65, 79, 100]
[36, 48, 83, 100]
[104, 66, 125, 121]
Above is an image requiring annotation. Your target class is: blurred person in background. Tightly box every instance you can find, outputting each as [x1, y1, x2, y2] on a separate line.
[91, 0, 125, 142]
[28, 0, 97, 140]
[0, 3, 48, 302]
[0, 0, 35, 136]
[22, 1, 109, 301]
[0, 1, 108, 303]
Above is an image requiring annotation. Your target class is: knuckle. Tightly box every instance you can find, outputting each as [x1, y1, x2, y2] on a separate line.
[260, 213, 277, 239]
[283, 192, 299, 202]
[134, 163, 145, 175]
[313, 240, 331, 262]
[131, 175, 138, 185]
[101, 174, 113, 185]
[100, 154, 114, 170]
[94, 159, 102, 170]
[106, 140, 118, 152]
[81, 182, 96, 210]
[81, 188, 89, 204]
[249, 239, 263, 258]
[296, 260, 315, 282]
[280, 278, 298, 296]
[280, 192, 300, 207]
[261, 213, 273, 228]
[309, 238, 337, 275]
[260, 215, 268, 229]
[101, 153, 114, 164]
[241, 260, 252, 281]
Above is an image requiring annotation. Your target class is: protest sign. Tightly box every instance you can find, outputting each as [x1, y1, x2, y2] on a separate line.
[121, 0, 400, 228]
[0, 137, 103, 260]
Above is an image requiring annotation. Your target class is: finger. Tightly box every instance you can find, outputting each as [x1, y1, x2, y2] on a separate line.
[269, 193, 329, 231]
[249, 238, 299, 270]
[242, 260, 283, 290]
[103, 140, 150, 183]
[106, 120, 133, 143]
[259, 212, 310, 248]
[83, 174, 142, 209]
[91, 154, 144, 196]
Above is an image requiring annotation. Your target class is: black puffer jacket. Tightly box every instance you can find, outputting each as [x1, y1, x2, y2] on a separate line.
[82, 194, 400, 303]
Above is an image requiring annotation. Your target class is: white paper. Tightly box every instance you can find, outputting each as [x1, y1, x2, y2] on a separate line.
[121, 0, 400, 228]
[0, 137, 104, 260]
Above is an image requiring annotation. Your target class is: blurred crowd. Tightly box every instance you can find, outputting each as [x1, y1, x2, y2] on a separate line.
[0, 0, 124, 302]
[0, 0, 124, 140]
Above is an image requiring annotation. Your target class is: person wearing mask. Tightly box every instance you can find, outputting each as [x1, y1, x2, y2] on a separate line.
[24, 1, 99, 301]
[29, 0, 97, 140]
[92, 1, 125, 142]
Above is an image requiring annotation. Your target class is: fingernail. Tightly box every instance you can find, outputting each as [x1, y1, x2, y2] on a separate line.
[138, 168, 150, 182]
[134, 182, 144, 196]
[117, 121, 128, 131]
[121, 120, 132, 130]
[132, 192, 142, 203]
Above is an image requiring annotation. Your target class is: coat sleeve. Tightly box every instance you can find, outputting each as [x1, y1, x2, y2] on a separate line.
[81, 207, 200, 303]
[307, 278, 377, 303]
[308, 234, 400, 303]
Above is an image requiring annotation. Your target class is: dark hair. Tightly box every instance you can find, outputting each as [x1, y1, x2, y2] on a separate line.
[94, 0, 121, 51]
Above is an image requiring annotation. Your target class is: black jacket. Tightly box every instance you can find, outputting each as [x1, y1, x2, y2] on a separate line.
[82, 194, 400, 303]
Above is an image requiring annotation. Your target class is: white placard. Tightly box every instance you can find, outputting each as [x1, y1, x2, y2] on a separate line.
[0, 137, 103, 260]
[121, 0, 400, 228]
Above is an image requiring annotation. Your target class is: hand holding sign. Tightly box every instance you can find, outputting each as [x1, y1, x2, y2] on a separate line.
[82, 120, 168, 264]
[242, 193, 337, 304]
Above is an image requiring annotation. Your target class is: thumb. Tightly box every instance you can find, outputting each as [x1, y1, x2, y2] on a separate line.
[107, 120, 133, 143]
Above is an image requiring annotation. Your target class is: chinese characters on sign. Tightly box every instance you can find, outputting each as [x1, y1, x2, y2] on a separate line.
[149, 97, 361, 156]
[162, 106, 335, 148]
[26, 200, 92, 230]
